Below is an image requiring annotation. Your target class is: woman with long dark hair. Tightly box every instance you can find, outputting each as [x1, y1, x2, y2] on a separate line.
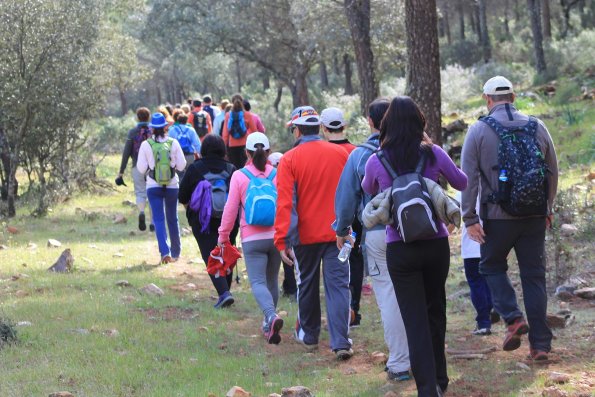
[179, 134, 238, 308]
[218, 132, 283, 344]
[362, 96, 467, 397]
[221, 93, 258, 169]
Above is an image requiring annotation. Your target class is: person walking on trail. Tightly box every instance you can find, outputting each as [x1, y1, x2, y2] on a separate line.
[461, 76, 558, 361]
[321, 107, 365, 327]
[188, 99, 213, 142]
[178, 134, 239, 309]
[274, 106, 352, 360]
[334, 98, 411, 382]
[117, 107, 154, 232]
[168, 112, 201, 179]
[202, 95, 219, 122]
[362, 96, 467, 397]
[136, 112, 187, 264]
[243, 99, 266, 133]
[218, 132, 284, 344]
[222, 94, 258, 169]
[212, 99, 230, 136]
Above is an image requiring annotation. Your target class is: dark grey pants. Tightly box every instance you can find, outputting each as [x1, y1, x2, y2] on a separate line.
[480, 217, 552, 352]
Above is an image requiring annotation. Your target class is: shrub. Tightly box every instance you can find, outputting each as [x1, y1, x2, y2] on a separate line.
[441, 65, 477, 113]
[441, 40, 482, 68]
[0, 315, 17, 348]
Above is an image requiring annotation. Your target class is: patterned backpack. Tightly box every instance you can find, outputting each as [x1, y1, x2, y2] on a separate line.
[480, 116, 548, 217]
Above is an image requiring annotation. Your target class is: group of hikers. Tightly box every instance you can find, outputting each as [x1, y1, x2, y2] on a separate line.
[117, 76, 559, 397]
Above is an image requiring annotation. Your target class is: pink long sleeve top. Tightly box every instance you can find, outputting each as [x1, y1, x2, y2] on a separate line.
[218, 163, 277, 244]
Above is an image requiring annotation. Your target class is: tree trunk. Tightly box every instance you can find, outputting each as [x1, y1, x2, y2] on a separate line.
[235, 57, 242, 93]
[262, 73, 270, 90]
[291, 68, 310, 107]
[458, 0, 466, 39]
[560, 0, 580, 38]
[514, 0, 521, 24]
[404, 0, 442, 146]
[273, 84, 283, 113]
[35, 165, 48, 217]
[319, 60, 329, 89]
[527, 0, 547, 75]
[119, 87, 128, 116]
[542, 0, 552, 39]
[444, 1, 452, 44]
[343, 53, 354, 95]
[478, 0, 491, 62]
[344, 0, 379, 115]
[7, 150, 18, 217]
[332, 51, 341, 76]
[473, 1, 481, 42]
[504, 0, 511, 37]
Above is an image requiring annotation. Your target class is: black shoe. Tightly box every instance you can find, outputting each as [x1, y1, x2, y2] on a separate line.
[490, 310, 501, 324]
[149, 223, 155, 232]
[138, 213, 146, 231]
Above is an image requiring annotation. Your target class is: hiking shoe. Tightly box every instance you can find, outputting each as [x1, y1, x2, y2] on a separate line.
[349, 310, 361, 328]
[293, 330, 318, 351]
[472, 327, 492, 336]
[149, 224, 155, 232]
[214, 292, 234, 309]
[529, 349, 549, 361]
[490, 310, 501, 324]
[502, 317, 529, 351]
[387, 369, 412, 382]
[334, 348, 354, 360]
[138, 212, 146, 231]
[265, 315, 284, 345]
[161, 255, 174, 264]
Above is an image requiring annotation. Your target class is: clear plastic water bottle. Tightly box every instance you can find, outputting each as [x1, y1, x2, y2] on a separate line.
[338, 232, 357, 263]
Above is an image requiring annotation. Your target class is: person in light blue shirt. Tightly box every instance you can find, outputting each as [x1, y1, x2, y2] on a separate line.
[212, 99, 230, 136]
[168, 112, 200, 180]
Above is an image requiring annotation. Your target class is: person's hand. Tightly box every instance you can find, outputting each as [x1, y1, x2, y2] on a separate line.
[336, 234, 354, 250]
[280, 249, 294, 266]
[466, 223, 486, 244]
[546, 214, 554, 229]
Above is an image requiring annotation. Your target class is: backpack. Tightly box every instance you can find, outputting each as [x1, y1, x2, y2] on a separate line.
[240, 168, 277, 226]
[148, 138, 175, 185]
[228, 111, 247, 139]
[376, 150, 438, 243]
[172, 124, 194, 154]
[132, 125, 150, 159]
[204, 105, 215, 122]
[192, 111, 209, 137]
[480, 115, 548, 217]
[192, 163, 233, 220]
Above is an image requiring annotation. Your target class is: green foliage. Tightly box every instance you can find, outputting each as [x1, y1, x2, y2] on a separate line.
[0, 314, 17, 348]
[440, 40, 483, 68]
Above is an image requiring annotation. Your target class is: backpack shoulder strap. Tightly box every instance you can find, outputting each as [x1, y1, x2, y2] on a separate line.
[376, 150, 398, 179]
[240, 168, 256, 180]
[415, 152, 427, 174]
[525, 116, 539, 136]
[267, 168, 277, 181]
[479, 115, 506, 140]
[358, 142, 379, 152]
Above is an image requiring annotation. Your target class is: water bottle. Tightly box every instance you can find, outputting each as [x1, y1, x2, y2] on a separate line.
[338, 232, 357, 263]
[497, 169, 508, 202]
[499, 169, 508, 183]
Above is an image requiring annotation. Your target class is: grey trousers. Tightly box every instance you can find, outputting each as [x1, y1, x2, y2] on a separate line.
[242, 239, 281, 321]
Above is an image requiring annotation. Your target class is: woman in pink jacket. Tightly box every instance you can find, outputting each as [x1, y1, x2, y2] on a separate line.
[218, 132, 283, 344]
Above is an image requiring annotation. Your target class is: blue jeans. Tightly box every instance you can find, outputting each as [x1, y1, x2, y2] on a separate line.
[464, 258, 493, 329]
[147, 187, 181, 259]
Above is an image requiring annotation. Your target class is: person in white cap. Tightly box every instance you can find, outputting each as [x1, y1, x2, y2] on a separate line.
[461, 75, 558, 361]
[217, 132, 284, 344]
[320, 107, 356, 154]
[274, 106, 353, 360]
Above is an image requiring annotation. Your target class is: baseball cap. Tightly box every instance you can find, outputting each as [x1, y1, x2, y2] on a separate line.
[268, 152, 283, 167]
[246, 132, 270, 151]
[286, 106, 320, 127]
[320, 107, 346, 128]
[483, 76, 514, 95]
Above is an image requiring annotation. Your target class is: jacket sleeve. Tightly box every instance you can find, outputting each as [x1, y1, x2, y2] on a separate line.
[434, 145, 467, 191]
[136, 141, 150, 174]
[334, 152, 361, 237]
[361, 155, 380, 196]
[218, 171, 242, 243]
[119, 130, 134, 175]
[461, 126, 481, 227]
[274, 155, 295, 251]
[539, 122, 558, 214]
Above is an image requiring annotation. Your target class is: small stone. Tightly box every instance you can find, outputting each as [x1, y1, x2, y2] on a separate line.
[516, 362, 531, 371]
[49, 392, 75, 397]
[122, 199, 136, 207]
[139, 283, 164, 297]
[7, 225, 20, 234]
[27, 242, 37, 250]
[180, 227, 192, 237]
[47, 239, 62, 248]
[555, 286, 575, 301]
[542, 386, 568, 397]
[11, 273, 30, 281]
[281, 386, 313, 397]
[278, 310, 288, 318]
[269, 394, 282, 397]
[219, 343, 227, 350]
[103, 329, 119, 337]
[88, 244, 98, 249]
[113, 214, 127, 225]
[226, 386, 251, 397]
[560, 224, 578, 236]
[343, 367, 357, 375]
[186, 283, 197, 290]
[546, 314, 567, 329]
[574, 287, 595, 300]
[384, 392, 399, 397]
[189, 358, 198, 362]
[198, 326, 209, 332]
[17, 321, 32, 326]
[115, 280, 131, 287]
[548, 372, 570, 384]
[113, 253, 124, 258]
[15, 290, 28, 297]
[447, 289, 470, 300]
[371, 351, 388, 365]
[0, 244, 8, 250]
[70, 328, 90, 335]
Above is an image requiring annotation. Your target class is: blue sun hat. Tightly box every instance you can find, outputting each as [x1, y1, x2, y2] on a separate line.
[149, 112, 168, 128]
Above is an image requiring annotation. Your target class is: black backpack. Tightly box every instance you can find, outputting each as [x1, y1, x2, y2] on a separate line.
[192, 111, 209, 138]
[480, 115, 548, 217]
[376, 150, 438, 243]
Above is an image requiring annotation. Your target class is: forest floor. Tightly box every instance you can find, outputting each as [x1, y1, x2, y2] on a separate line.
[0, 154, 593, 397]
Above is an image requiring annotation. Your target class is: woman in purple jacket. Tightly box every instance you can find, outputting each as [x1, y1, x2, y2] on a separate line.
[362, 96, 467, 397]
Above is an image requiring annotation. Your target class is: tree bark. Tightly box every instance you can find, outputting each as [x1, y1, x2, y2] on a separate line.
[235, 57, 242, 93]
[273, 84, 283, 113]
[458, 0, 466, 40]
[514, 0, 521, 25]
[527, 0, 547, 75]
[542, 0, 552, 39]
[473, 1, 481, 42]
[504, 0, 511, 37]
[290, 67, 310, 107]
[404, 0, 442, 145]
[444, 1, 452, 44]
[343, 53, 354, 96]
[119, 87, 128, 116]
[343, 0, 379, 114]
[478, 0, 491, 62]
[319, 60, 329, 89]
[262, 73, 270, 90]
[560, 0, 580, 38]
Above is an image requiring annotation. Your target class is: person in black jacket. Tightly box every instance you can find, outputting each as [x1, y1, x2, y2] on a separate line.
[179, 134, 239, 308]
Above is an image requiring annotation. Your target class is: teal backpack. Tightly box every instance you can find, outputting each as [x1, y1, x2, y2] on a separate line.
[148, 138, 175, 185]
[240, 168, 277, 226]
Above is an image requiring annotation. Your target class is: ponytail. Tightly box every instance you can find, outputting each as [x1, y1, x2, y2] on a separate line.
[152, 127, 166, 139]
[248, 144, 269, 172]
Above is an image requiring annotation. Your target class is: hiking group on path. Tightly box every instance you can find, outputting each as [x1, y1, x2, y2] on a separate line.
[118, 76, 559, 397]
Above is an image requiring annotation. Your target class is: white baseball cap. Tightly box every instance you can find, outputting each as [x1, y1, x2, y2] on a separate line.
[245, 132, 270, 151]
[320, 107, 346, 128]
[483, 76, 514, 95]
[286, 106, 320, 127]
[268, 152, 283, 166]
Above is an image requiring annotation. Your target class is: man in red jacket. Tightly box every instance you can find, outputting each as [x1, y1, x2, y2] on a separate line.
[274, 106, 352, 360]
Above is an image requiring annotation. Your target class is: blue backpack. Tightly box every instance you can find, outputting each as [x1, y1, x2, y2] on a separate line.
[240, 168, 277, 226]
[172, 124, 194, 154]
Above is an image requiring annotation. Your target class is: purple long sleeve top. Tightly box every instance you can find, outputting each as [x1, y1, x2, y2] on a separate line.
[362, 145, 468, 243]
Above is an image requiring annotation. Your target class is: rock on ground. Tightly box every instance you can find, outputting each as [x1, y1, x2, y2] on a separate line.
[269, 394, 282, 397]
[113, 214, 127, 224]
[281, 386, 314, 397]
[546, 314, 567, 329]
[542, 386, 568, 397]
[226, 386, 252, 397]
[139, 283, 164, 297]
[560, 224, 578, 236]
[115, 280, 131, 287]
[574, 287, 595, 300]
[0, 244, 8, 250]
[49, 393, 75, 397]
[548, 372, 570, 385]
[371, 351, 388, 365]
[384, 392, 399, 397]
[47, 249, 74, 273]
[47, 239, 62, 248]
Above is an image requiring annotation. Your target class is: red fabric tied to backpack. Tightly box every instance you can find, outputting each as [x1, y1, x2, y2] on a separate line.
[207, 242, 242, 278]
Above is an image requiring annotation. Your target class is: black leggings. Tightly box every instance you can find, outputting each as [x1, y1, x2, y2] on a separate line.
[387, 237, 450, 397]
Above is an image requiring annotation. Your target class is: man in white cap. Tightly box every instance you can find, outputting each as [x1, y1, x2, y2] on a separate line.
[461, 76, 558, 361]
[274, 106, 353, 360]
[320, 107, 356, 153]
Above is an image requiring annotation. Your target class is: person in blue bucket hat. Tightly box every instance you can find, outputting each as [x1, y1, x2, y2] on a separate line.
[136, 112, 187, 264]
